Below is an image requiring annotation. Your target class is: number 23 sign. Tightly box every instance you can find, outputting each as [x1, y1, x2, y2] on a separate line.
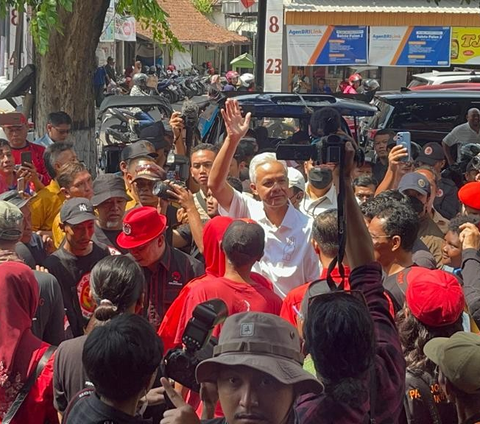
[264, 0, 284, 91]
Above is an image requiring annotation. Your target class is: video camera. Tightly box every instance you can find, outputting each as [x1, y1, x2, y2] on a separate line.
[152, 153, 189, 201]
[276, 134, 364, 167]
[164, 299, 228, 392]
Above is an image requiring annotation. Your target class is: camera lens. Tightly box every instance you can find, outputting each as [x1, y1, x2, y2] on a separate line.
[152, 181, 170, 200]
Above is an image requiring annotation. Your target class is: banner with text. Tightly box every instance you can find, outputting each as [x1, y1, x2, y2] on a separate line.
[452, 27, 480, 64]
[287, 26, 368, 66]
[369, 26, 451, 67]
[263, 0, 283, 91]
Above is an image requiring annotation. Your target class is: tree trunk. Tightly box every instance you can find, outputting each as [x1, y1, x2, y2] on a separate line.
[35, 0, 110, 175]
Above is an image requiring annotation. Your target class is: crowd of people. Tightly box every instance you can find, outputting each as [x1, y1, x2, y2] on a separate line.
[1, 97, 480, 424]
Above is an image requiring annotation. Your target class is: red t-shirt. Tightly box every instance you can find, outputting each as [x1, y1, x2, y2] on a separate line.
[10, 142, 51, 185]
[174, 274, 282, 344]
[0, 343, 58, 424]
[280, 266, 351, 327]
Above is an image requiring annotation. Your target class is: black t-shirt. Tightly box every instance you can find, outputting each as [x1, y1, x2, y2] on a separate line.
[53, 335, 89, 413]
[64, 390, 149, 424]
[44, 243, 110, 337]
[400, 369, 457, 424]
[93, 223, 128, 254]
[31, 270, 65, 346]
[175, 222, 206, 262]
[15, 233, 47, 268]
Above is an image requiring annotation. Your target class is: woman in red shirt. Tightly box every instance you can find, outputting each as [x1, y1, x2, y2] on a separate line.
[0, 262, 58, 424]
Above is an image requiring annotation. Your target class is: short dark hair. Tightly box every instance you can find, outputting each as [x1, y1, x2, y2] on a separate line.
[312, 209, 338, 258]
[222, 220, 265, 268]
[227, 176, 243, 193]
[57, 162, 89, 189]
[90, 255, 145, 322]
[352, 175, 378, 189]
[448, 215, 480, 235]
[374, 129, 395, 140]
[0, 139, 10, 149]
[310, 107, 341, 137]
[44, 142, 75, 179]
[375, 201, 419, 252]
[304, 293, 375, 407]
[47, 111, 72, 127]
[83, 314, 162, 402]
[291, 130, 310, 145]
[190, 143, 219, 158]
[360, 191, 407, 220]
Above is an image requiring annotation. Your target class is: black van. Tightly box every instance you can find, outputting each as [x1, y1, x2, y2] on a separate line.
[365, 90, 480, 145]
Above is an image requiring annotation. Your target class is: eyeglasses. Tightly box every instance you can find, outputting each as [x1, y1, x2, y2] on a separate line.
[53, 127, 71, 135]
[369, 233, 392, 241]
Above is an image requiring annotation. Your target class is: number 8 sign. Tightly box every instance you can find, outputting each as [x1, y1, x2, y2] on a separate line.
[264, 0, 284, 92]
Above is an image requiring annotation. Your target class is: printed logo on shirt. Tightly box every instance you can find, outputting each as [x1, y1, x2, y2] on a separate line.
[107, 246, 121, 255]
[168, 271, 182, 286]
[282, 236, 296, 262]
[77, 272, 95, 319]
[240, 323, 255, 337]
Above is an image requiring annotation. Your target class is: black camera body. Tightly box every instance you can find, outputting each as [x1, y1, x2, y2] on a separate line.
[152, 180, 187, 201]
[276, 134, 364, 167]
[164, 299, 228, 392]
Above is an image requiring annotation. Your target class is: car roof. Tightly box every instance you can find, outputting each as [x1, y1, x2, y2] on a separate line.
[98, 95, 170, 113]
[376, 90, 480, 101]
[410, 83, 480, 91]
[222, 92, 377, 118]
[412, 71, 478, 79]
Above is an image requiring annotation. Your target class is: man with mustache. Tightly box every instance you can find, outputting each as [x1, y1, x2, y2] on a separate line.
[91, 174, 132, 255]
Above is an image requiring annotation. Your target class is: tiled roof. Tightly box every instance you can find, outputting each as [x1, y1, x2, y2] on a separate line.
[286, 0, 480, 13]
[137, 0, 249, 45]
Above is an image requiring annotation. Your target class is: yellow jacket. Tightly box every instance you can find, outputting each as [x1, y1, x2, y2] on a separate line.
[52, 211, 65, 249]
[30, 180, 65, 231]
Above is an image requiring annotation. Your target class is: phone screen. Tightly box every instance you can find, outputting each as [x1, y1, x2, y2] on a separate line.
[21, 151, 32, 165]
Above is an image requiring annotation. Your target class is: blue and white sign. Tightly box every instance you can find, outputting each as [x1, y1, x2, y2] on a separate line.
[369, 26, 451, 67]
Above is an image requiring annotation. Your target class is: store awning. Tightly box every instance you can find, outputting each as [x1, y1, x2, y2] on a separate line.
[230, 52, 255, 69]
[137, 0, 249, 46]
[285, 0, 480, 26]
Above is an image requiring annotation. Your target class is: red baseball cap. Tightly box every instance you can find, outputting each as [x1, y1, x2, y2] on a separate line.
[117, 206, 167, 249]
[406, 269, 465, 327]
[459, 182, 480, 211]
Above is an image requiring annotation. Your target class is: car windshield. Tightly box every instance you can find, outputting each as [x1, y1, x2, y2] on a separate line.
[407, 78, 429, 88]
[254, 118, 299, 139]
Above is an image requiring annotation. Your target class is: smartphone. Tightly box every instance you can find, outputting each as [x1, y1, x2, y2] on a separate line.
[395, 132, 411, 163]
[0, 112, 25, 126]
[17, 177, 25, 193]
[21, 151, 32, 166]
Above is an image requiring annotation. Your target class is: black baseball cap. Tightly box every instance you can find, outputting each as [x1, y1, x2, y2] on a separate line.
[92, 174, 132, 207]
[139, 122, 169, 151]
[60, 198, 95, 225]
[417, 142, 445, 165]
[120, 140, 158, 162]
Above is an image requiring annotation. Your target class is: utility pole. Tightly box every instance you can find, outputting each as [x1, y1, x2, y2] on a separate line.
[255, 0, 266, 91]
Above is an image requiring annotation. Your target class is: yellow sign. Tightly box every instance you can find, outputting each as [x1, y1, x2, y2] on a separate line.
[452, 27, 480, 64]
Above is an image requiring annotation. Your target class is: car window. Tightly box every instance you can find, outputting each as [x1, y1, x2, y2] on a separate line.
[369, 99, 393, 130]
[407, 78, 428, 88]
[256, 118, 299, 139]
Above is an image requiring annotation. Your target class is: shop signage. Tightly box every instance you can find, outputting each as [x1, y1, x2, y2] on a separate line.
[287, 26, 368, 66]
[451, 27, 480, 64]
[115, 16, 136, 42]
[369, 26, 451, 67]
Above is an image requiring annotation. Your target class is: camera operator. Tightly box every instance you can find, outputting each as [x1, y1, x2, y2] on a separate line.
[296, 138, 406, 423]
[160, 311, 323, 424]
[300, 108, 351, 217]
[208, 99, 319, 298]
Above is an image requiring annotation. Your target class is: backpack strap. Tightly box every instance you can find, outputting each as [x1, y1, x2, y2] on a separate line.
[195, 191, 208, 214]
[62, 387, 95, 423]
[2, 345, 57, 424]
[404, 371, 442, 424]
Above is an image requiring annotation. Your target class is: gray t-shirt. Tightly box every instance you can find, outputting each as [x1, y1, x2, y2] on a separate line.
[443, 122, 480, 159]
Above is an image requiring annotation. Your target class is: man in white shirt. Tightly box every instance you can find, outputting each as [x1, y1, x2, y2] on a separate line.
[209, 99, 320, 298]
[443, 108, 480, 165]
[300, 159, 337, 217]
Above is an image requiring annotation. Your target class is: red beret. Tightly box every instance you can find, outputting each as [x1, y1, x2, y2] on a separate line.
[459, 182, 480, 210]
[406, 269, 465, 327]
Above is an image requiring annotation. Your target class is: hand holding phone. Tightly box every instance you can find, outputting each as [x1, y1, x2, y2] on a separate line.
[394, 132, 411, 163]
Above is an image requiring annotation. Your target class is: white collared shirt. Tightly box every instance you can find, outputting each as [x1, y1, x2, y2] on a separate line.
[219, 190, 320, 298]
[300, 183, 337, 218]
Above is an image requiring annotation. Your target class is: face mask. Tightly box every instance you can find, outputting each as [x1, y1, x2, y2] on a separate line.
[308, 168, 333, 190]
[407, 196, 425, 215]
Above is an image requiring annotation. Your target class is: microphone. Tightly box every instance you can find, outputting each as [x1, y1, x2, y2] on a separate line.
[181, 100, 199, 156]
